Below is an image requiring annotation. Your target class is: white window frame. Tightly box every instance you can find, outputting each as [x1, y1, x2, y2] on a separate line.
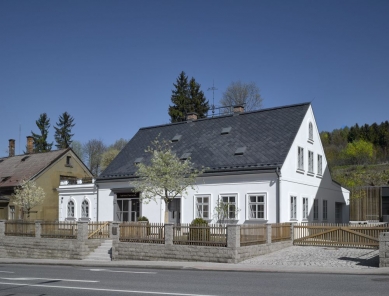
[67, 200, 75, 218]
[247, 193, 266, 220]
[323, 199, 328, 221]
[313, 199, 319, 220]
[308, 150, 314, 174]
[219, 194, 238, 220]
[81, 199, 89, 218]
[297, 147, 304, 171]
[290, 195, 297, 220]
[302, 197, 308, 220]
[317, 154, 323, 176]
[194, 194, 211, 220]
[308, 122, 313, 142]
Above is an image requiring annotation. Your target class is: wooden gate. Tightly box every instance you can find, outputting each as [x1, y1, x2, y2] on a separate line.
[293, 223, 389, 248]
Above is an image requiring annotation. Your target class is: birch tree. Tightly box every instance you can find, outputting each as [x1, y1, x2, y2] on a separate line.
[11, 180, 45, 219]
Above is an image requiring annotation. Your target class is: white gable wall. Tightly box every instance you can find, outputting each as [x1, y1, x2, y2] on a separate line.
[280, 105, 349, 223]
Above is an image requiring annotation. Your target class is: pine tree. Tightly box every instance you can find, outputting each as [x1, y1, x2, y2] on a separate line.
[54, 112, 75, 149]
[188, 77, 209, 119]
[31, 113, 53, 152]
[168, 71, 209, 122]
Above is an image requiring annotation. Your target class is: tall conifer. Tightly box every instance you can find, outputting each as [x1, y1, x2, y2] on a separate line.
[54, 112, 75, 149]
[31, 113, 53, 152]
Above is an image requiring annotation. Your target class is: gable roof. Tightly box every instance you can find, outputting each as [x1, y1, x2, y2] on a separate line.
[0, 148, 71, 189]
[98, 102, 311, 181]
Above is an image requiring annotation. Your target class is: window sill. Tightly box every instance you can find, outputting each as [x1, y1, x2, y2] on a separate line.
[307, 139, 314, 144]
[316, 174, 322, 179]
[296, 169, 305, 174]
[307, 172, 314, 177]
[290, 218, 298, 221]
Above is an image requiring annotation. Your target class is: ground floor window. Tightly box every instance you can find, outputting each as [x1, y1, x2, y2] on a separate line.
[81, 200, 89, 218]
[313, 199, 319, 220]
[248, 194, 266, 219]
[323, 200, 328, 220]
[195, 195, 210, 219]
[9, 205, 15, 220]
[290, 196, 297, 219]
[302, 197, 308, 220]
[67, 200, 75, 218]
[115, 192, 141, 222]
[219, 194, 238, 220]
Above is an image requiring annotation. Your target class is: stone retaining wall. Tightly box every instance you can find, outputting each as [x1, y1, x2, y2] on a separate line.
[379, 232, 389, 267]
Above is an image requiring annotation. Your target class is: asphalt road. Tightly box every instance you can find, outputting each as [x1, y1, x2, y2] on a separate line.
[0, 264, 388, 296]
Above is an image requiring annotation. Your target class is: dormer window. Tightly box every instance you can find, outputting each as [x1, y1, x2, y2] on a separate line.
[180, 152, 191, 160]
[308, 122, 313, 142]
[134, 157, 143, 164]
[171, 134, 182, 142]
[221, 127, 232, 135]
[234, 147, 246, 155]
[21, 156, 30, 162]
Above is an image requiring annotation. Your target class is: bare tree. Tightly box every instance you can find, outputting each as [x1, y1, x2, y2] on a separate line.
[71, 140, 84, 160]
[220, 81, 263, 111]
[83, 139, 106, 176]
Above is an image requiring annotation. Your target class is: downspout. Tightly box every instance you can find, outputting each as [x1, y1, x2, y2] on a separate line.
[275, 167, 281, 223]
[95, 182, 99, 222]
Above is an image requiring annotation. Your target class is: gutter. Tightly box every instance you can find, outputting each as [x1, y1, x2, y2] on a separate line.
[275, 167, 281, 223]
[95, 183, 99, 222]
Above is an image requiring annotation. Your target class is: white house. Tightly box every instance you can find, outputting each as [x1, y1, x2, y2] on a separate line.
[58, 103, 349, 224]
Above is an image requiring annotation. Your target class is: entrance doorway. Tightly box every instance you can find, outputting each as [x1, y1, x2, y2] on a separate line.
[168, 199, 181, 224]
[115, 192, 141, 222]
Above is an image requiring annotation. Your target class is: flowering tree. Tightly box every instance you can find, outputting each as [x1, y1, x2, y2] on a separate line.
[134, 137, 204, 206]
[11, 180, 45, 219]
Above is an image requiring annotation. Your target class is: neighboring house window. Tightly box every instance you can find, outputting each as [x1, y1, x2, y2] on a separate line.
[221, 195, 238, 220]
[317, 154, 323, 175]
[308, 122, 313, 141]
[290, 196, 297, 219]
[196, 195, 210, 219]
[67, 201, 75, 218]
[323, 200, 328, 220]
[302, 197, 308, 220]
[9, 206, 15, 220]
[313, 199, 319, 220]
[248, 194, 266, 219]
[81, 200, 89, 218]
[298, 147, 304, 171]
[308, 151, 314, 174]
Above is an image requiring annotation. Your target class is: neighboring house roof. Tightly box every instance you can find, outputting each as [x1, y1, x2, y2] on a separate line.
[0, 148, 71, 189]
[98, 102, 310, 181]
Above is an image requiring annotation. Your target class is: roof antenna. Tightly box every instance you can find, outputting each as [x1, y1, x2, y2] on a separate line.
[207, 80, 218, 117]
[19, 124, 21, 155]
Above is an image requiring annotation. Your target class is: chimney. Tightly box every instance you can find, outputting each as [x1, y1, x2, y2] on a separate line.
[26, 136, 34, 154]
[233, 105, 244, 114]
[186, 112, 198, 121]
[8, 139, 15, 157]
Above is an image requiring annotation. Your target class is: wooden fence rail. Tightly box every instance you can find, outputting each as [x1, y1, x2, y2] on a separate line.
[41, 221, 78, 239]
[5, 221, 35, 237]
[119, 222, 164, 244]
[272, 223, 291, 242]
[293, 223, 389, 248]
[88, 222, 110, 239]
[173, 224, 227, 247]
[240, 224, 267, 246]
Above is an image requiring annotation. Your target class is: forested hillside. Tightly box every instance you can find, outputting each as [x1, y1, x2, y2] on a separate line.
[320, 121, 389, 189]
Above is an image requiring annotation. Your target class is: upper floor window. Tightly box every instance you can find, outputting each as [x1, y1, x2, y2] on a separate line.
[308, 151, 314, 174]
[308, 122, 313, 142]
[248, 194, 266, 219]
[67, 200, 75, 218]
[317, 154, 323, 175]
[298, 147, 304, 171]
[290, 196, 297, 220]
[81, 200, 89, 218]
[195, 195, 210, 219]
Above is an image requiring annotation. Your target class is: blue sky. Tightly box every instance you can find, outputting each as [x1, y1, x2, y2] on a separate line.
[1, 0, 388, 157]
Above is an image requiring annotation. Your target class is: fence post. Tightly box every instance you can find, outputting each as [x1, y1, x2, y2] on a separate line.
[290, 223, 294, 241]
[35, 220, 41, 238]
[266, 223, 272, 244]
[77, 221, 89, 242]
[165, 224, 173, 245]
[110, 222, 120, 242]
[227, 225, 240, 248]
[0, 220, 5, 237]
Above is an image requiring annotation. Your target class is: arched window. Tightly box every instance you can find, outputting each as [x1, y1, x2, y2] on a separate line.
[67, 200, 74, 217]
[81, 200, 89, 218]
[308, 122, 313, 141]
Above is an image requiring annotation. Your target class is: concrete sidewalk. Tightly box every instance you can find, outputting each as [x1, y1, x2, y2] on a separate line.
[1, 257, 389, 275]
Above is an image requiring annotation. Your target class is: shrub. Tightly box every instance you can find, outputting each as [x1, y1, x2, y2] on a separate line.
[137, 216, 150, 235]
[137, 216, 149, 222]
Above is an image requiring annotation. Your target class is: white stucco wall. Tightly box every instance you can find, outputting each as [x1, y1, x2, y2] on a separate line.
[280, 105, 349, 223]
[57, 183, 97, 221]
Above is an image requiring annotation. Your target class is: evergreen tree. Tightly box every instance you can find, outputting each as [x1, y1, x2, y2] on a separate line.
[168, 71, 209, 122]
[188, 77, 209, 119]
[31, 113, 53, 152]
[54, 112, 75, 149]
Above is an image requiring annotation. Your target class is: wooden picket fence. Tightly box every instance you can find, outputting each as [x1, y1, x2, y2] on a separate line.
[293, 223, 389, 248]
[173, 224, 227, 247]
[119, 222, 165, 244]
[240, 224, 267, 246]
[4, 221, 35, 237]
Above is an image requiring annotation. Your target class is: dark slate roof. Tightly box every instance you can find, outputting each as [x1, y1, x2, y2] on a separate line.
[0, 148, 70, 189]
[98, 103, 311, 180]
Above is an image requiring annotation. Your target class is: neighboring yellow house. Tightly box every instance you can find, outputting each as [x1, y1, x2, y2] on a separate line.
[0, 137, 93, 221]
